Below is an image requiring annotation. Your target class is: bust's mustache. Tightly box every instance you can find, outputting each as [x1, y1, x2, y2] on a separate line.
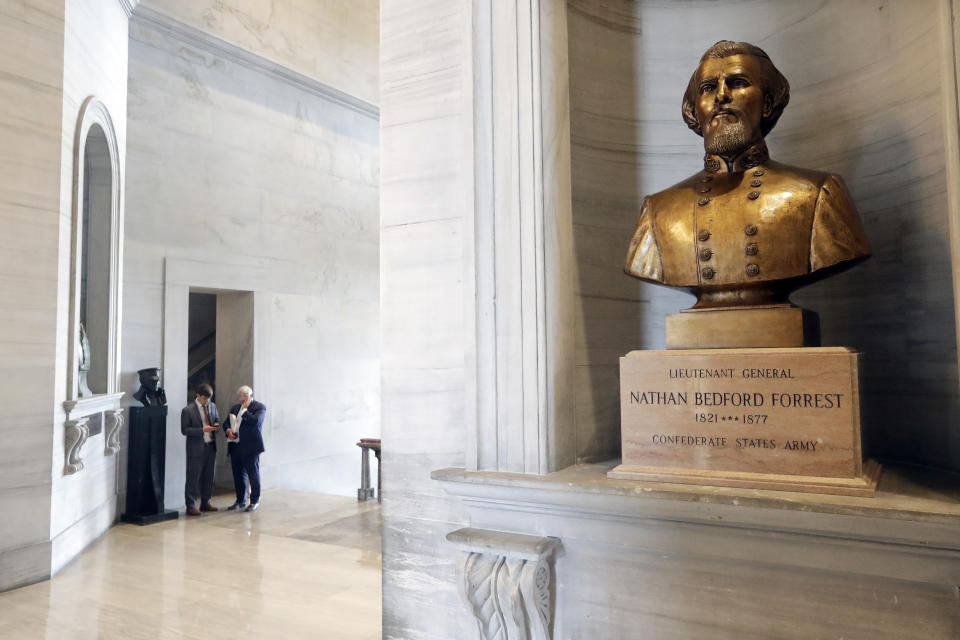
[706, 107, 741, 124]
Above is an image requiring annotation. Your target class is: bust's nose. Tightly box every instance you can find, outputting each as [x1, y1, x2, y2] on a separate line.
[715, 77, 731, 105]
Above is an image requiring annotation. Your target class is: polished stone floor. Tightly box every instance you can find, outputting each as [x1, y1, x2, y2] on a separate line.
[0, 491, 382, 639]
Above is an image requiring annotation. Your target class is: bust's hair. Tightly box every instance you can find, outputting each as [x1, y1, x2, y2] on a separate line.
[237, 385, 253, 396]
[681, 40, 790, 137]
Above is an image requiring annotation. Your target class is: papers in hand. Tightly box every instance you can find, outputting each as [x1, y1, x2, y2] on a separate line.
[229, 413, 241, 443]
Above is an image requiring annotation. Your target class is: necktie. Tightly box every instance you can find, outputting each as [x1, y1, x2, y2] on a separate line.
[202, 403, 212, 426]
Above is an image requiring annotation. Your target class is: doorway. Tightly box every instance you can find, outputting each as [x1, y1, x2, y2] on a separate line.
[186, 289, 254, 492]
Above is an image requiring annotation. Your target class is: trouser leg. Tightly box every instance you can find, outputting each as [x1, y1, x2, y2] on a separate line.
[200, 444, 217, 504]
[184, 456, 202, 508]
[230, 452, 247, 503]
[243, 454, 261, 504]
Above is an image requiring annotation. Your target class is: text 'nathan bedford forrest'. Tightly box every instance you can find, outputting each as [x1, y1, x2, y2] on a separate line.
[628, 391, 844, 409]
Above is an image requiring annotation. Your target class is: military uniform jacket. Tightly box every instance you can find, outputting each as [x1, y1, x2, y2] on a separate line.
[625, 143, 870, 288]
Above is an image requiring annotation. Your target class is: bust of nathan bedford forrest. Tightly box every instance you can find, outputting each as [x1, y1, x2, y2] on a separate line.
[625, 41, 870, 308]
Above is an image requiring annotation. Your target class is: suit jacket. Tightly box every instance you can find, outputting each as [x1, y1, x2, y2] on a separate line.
[625, 143, 870, 288]
[225, 400, 266, 457]
[181, 400, 220, 458]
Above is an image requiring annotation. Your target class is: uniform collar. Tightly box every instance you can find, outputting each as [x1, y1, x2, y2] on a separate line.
[703, 140, 769, 174]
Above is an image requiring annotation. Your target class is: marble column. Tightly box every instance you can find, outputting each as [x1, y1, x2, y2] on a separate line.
[465, 0, 575, 474]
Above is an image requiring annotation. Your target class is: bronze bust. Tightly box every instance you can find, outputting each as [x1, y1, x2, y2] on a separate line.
[625, 41, 870, 310]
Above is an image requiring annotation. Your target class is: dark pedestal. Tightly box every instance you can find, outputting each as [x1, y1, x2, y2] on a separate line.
[122, 405, 178, 525]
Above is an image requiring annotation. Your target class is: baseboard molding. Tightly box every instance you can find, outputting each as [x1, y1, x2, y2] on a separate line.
[0, 540, 51, 592]
[50, 497, 118, 576]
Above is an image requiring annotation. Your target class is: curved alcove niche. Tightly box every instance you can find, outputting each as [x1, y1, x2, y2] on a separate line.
[64, 97, 125, 474]
[567, 0, 960, 473]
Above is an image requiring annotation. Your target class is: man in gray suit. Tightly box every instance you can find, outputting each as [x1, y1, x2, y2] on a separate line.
[181, 383, 221, 516]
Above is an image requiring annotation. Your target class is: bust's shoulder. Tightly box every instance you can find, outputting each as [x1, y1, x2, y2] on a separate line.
[761, 161, 841, 194]
[643, 174, 703, 210]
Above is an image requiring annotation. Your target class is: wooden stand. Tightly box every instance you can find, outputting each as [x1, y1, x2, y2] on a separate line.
[609, 347, 880, 497]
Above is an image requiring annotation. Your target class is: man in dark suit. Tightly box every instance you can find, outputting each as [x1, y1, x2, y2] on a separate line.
[180, 383, 220, 516]
[224, 385, 266, 512]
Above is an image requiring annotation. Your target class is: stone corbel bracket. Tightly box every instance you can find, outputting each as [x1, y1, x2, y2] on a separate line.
[63, 391, 124, 474]
[105, 408, 124, 456]
[65, 417, 90, 474]
[447, 527, 561, 640]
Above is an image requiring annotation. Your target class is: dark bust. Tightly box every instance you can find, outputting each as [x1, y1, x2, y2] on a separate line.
[133, 367, 167, 407]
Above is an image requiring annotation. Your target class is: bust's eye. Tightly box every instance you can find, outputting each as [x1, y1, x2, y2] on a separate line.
[699, 82, 716, 95]
[729, 78, 749, 88]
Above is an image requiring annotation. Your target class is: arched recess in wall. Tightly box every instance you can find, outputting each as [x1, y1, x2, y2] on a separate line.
[68, 97, 123, 398]
[63, 97, 125, 474]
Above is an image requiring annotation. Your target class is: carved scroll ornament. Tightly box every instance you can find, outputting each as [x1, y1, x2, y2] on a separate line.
[448, 528, 560, 640]
[65, 417, 90, 474]
[105, 409, 124, 455]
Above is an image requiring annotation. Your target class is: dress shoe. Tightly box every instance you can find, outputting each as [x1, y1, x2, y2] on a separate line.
[226, 502, 247, 511]
[245, 502, 260, 512]
[186, 507, 202, 516]
[200, 503, 219, 512]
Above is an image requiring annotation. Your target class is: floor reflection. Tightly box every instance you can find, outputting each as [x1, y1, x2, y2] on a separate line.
[0, 491, 382, 639]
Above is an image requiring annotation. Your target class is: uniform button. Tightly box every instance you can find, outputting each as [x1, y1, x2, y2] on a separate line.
[746, 263, 760, 277]
[700, 176, 713, 183]
[700, 266, 715, 280]
[753, 169, 765, 177]
[747, 191, 760, 200]
[698, 230, 711, 242]
[699, 248, 712, 261]
[699, 186, 711, 193]
[745, 242, 759, 256]
[698, 197, 711, 206]
[744, 224, 758, 236]
[750, 179, 762, 188]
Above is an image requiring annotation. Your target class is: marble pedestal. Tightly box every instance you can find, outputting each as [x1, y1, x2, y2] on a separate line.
[609, 347, 879, 496]
[666, 304, 820, 349]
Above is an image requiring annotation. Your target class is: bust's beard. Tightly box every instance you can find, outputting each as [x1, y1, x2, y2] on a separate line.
[704, 120, 749, 157]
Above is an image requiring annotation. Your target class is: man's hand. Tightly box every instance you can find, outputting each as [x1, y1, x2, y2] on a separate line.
[203, 425, 217, 433]
[226, 428, 237, 440]
[241, 397, 251, 410]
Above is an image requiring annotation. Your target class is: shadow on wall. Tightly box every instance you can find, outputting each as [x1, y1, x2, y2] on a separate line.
[569, 1, 643, 465]
[566, 0, 960, 472]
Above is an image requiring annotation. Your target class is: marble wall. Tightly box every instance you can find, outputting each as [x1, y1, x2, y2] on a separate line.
[50, 0, 130, 577]
[567, 0, 960, 471]
[0, 0, 64, 592]
[0, 0, 131, 591]
[123, 5, 379, 505]
[380, 0, 473, 637]
[139, 0, 378, 105]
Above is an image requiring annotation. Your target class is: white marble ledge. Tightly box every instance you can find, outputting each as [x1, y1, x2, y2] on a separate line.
[63, 392, 125, 420]
[432, 460, 960, 551]
[447, 527, 559, 561]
